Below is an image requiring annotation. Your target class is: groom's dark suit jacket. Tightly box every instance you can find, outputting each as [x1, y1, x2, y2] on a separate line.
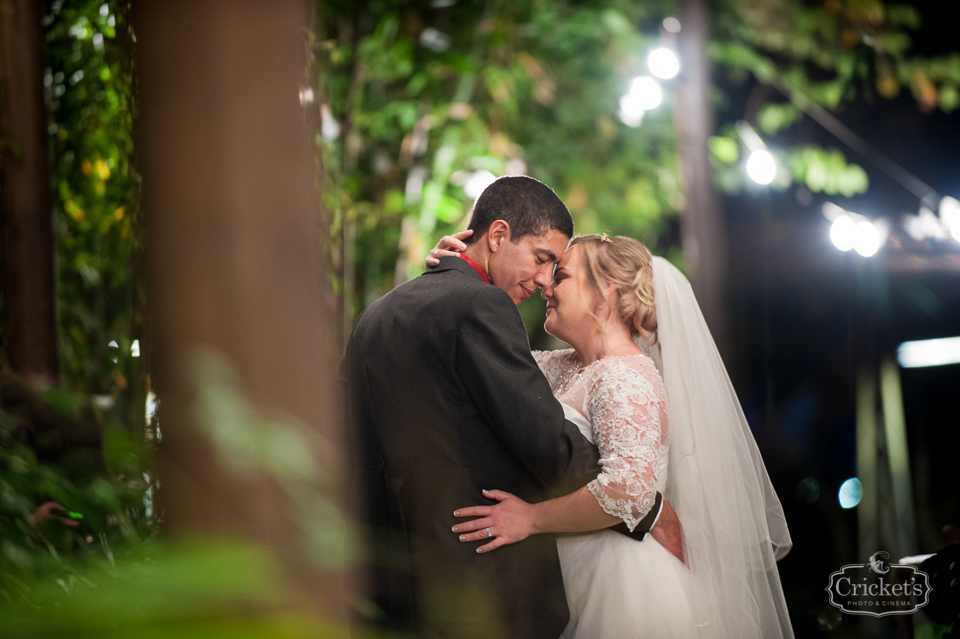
[342, 256, 659, 639]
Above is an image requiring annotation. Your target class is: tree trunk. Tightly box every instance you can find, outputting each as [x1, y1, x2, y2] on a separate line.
[0, 0, 59, 384]
[136, 0, 345, 624]
[674, 0, 731, 361]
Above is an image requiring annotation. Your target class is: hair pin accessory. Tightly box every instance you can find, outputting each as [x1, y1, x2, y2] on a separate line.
[600, 233, 612, 243]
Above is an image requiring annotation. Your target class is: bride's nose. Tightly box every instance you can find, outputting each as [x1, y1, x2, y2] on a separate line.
[542, 281, 556, 299]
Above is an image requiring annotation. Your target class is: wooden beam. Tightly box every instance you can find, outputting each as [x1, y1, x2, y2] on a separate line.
[0, 0, 59, 384]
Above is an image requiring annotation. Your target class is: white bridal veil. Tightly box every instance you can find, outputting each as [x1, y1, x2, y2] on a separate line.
[650, 256, 794, 639]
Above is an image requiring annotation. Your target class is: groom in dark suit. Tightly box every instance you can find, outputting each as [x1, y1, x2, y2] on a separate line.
[342, 176, 675, 639]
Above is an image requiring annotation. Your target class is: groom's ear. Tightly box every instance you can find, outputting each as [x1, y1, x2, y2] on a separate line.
[486, 220, 510, 253]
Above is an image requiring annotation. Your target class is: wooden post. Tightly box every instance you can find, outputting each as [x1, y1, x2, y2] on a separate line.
[856, 365, 879, 559]
[880, 356, 917, 559]
[675, 0, 730, 359]
[0, 0, 59, 384]
[136, 0, 344, 623]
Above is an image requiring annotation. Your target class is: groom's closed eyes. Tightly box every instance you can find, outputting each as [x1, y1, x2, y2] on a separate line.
[535, 249, 559, 266]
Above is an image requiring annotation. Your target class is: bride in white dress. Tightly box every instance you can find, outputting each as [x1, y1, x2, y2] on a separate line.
[446, 234, 794, 638]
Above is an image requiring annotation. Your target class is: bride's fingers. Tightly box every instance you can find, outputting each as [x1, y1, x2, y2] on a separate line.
[425, 247, 463, 267]
[451, 229, 474, 240]
[481, 489, 513, 501]
[457, 527, 495, 543]
[451, 516, 492, 534]
[453, 506, 490, 518]
[437, 235, 469, 252]
[476, 537, 506, 554]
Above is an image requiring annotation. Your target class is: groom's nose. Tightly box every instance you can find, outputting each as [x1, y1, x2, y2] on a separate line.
[533, 266, 553, 290]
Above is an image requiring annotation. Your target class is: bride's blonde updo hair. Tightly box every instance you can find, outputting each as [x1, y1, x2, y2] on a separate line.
[568, 234, 658, 346]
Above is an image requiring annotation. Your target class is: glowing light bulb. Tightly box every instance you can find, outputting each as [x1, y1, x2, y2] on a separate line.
[830, 215, 856, 251]
[647, 48, 680, 80]
[629, 76, 663, 110]
[746, 149, 776, 185]
[853, 220, 881, 257]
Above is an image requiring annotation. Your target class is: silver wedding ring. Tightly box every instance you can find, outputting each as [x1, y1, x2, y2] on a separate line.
[485, 527, 493, 538]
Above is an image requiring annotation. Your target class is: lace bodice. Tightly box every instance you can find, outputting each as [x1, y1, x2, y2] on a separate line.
[534, 349, 669, 532]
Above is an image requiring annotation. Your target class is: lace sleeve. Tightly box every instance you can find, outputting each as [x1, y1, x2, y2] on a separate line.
[532, 349, 578, 392]
[585, 362, 663, 531]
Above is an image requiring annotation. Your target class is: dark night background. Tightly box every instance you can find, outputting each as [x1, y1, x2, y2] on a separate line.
[717, 0, 959, 635]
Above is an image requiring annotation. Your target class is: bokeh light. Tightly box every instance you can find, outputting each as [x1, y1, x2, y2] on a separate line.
[647, 47, 680, 80]
[838, 478, 863, 509]
[464, 170, 497, 200]
[746, 149, 776, 185]
[796, 477, 820, 505]
[618, 93, 645, 127]
[629, 76, 663, 110]
[898, 336, 960, 368]
[853, 220, 881, 257]
[830, 215, 856, 251]
[940, 196, 960, 241]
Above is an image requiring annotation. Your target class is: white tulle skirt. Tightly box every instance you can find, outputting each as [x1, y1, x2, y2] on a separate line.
[558, 529, 706, 638]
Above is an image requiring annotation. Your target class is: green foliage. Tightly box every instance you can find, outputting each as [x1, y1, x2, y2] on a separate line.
[189, 350, 349, 568]
[757, 102, 801, 135]
[4, 1, 149, 602]
[317, 0, 949, 330]
[785, 145, 869, 196]
[316, 0, 681, 325]
[44, 0, 142, 396]
[0, 380, 156, 606]
[707, 0, 960, 203]
[0, 539, 356, 639]
[9, 2, 155, 600]
[709, 135, 740, 164]
[0, 354, 357, 637]
[711, 0, 960, 114]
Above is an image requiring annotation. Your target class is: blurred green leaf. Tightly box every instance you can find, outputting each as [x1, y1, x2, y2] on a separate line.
[757, 103, 801, 134]
[709, 136, 740, 164]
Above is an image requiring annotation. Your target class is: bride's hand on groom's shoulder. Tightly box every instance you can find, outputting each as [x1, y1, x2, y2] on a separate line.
[451, 488, 535, 554]
[425, 230, 473, 267]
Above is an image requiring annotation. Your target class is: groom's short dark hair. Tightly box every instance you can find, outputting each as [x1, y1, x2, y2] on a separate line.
[465, 176, 573, 245]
